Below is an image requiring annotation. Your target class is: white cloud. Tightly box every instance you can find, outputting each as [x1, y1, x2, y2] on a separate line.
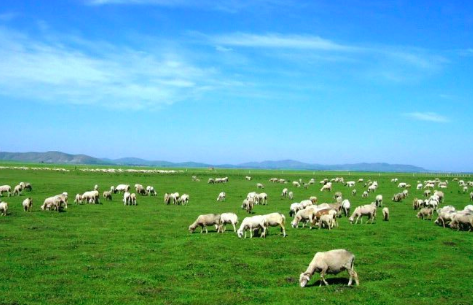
[208, 32, 356, 51]
[404, 112, 449, 123]
[215, 45, 232, 52]
[0, 27, 224, 110]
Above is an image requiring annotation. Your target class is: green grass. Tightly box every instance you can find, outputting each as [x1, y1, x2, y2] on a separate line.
[0, 165, 472, 304]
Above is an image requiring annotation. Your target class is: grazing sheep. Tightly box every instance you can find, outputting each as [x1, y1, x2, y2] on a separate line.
[237, 215, 266, 238]
[299, 249, 359, 287]
[435, 206, 457, 228]
[22, 197, 33, 212]
[130, 193, 137, 205]
[333, 192, 342, 200]
[309, 196, 318, 204]
[293, 181, 301, 188]
[0, 201, 8, 216]
[416, 183, 423, 190]
[257, 193, 268, 205]
[219, 213, 239, 233]
[164, 193, 178, 205]
[208, 178, 215, 184]
[256, 183, 264, 189]
[288, 191, 294, 200]
[292, 208, 317, 229]
[216, 192, 226, 202]
[289, 202, 303, 217]
[382, 207, 389, 221]
[375, 195, 383, 207]
[449, 213, 473, 231]
[146, 186, 157, 196]
[392, 193, 403, 202]
[123, 191, 131, 205]
[318, 213, 337, 230]
[22, 182, 32, 191]
[12, 184, 23, 196]
[349, 203, 377, 224]
[103, 191, 113, 201]
[245, 176, 252, 181]
[464, 205, 473, 213]
[41, 196, 61, 212]
[0, 185, 12, 197]
[114, 184, 130, 194]
[352, 189, 357, 196]
[417, 208, 433, 220]
[262, 213, 286, 237]
[179, 194, 190, 205]
[341, 199, 351, 217]
[412, 198, 423, 210]
[433, 190, 445, 203]
[281, 188, 289, 198]
[82, 190, 100, 204]
[320, 182, 332, 192]
[423, 190, 431, 197]
[361, 191, 368, 198]
[241, 198, 255, 214]
[135, 184, 146, 195]
[367, 184, 377, 193]
[189, 214, 222, 234]
[74, 194, 83, 204]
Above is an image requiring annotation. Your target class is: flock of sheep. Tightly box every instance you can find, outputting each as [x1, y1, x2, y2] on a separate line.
[1, 172, 472, 288]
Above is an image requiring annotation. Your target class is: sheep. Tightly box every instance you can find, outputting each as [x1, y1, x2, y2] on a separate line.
[245, 176, 252, 181]
[237, 215, 266, 238]
[464, 205, 473, 213]
[470, 192, 473, 201]
[435, 206, 457, 228]
[22, 182, 32, 191]
[94, 184, 99, 191]
[123, 191, 131, 205]
[398, 182, 407, 188]
[146, 186, 157, 196]
[289, 202, 304, 218]
[412, 198, 423, 210]
[375, 195, 383, 207]
[299, 249, 359, 287]
[103, 191, 113, 201]
[55, 193, 68, 209]
[257, 193, 268, 205]
[345, 181, 355, 188]
[417, 208, 433, 220]
[433, 190, 444, 203]
[423, 190, 431, 197]
[179, 194, 190, 205]
[349, 203, 377, 224]
[241, 198, 255, 214]
[256, 183, 264, 189]
[320, 182, 332, 192]
[164, 193, 178, 205]
[333, 192, 342, 200]
[402, 189, 409, 198]
[449, 213, 473, 231]
[281, 188, 288, 198]
[74, 194, 83, 204]
[361, 191, 369, 198]
[262, 213, 286, 237]
[341, 199, 351, 217]
[189, 214, 222, 233]
[130, 193, 137, 205]
[216, 192, 226, 202]
[0, 185, 12, 197]
[382, 207, 389, 221]
[392, 193, 403, 202]
[352, 189, 357, 196]
[219, 213, 239, 233]
[309, 196, 318, 204]
[114, 184, 130, 194]
[0, 201, 8, 216]
[12, 184, 23, 196]
[293, 181, 301, 188]
[288, 191, 294, 200]
[318, 212, 338, 229]
[41, 196, 62, 212]
[416, 183, 423, 190]
[292, 208, 317, 229]
[391, 178, 398, 183]
[82, 190, 100, 204]
[135, 184, 146, 195]
[463, 186, 469, 193]
[367, 185, 377, 193]
[208, 178, 215, 184]
[19, 197, 32, 213]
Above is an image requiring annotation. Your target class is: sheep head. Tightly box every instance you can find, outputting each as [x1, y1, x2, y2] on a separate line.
[299, 273, 310, 288]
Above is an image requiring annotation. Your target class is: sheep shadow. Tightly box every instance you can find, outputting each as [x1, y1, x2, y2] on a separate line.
[306, 277, 354, 288]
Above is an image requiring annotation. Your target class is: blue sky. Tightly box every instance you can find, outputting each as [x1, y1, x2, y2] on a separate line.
[0, 1, 472, 171]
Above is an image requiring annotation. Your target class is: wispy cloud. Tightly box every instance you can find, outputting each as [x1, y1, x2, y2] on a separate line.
[0, 26, 226, 110]
[404, 112, 449, 123]
[207, 32, 356, 51]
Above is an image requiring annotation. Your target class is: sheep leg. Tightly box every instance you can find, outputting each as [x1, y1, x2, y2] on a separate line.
[320, 269, 329, 286]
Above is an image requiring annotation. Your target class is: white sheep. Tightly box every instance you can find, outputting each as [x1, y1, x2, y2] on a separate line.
[375, 194, 383, 207]
[257, 193, 268, 205]
[245, 176, 252, 181]
[237, 215, 266, 238]
[262, 213, 286, 237]
[293, 181, 301, 188]
[179, 194, 190, 205]
[74, 194, 83, 204]
[361, 191, 369, 198]
[189, 214, 222, 233]
[281, 188, 288, 198]
[349, 203, 377, 224]
[352, 189, 357, 196]
[22, 197, 33, 212]
[130, 193, 137, 205]
[318, 213, 337, 230]
[241, 198, 254, 214]
[289, 202, 303, 217]
[299, 249, 359, 287]
[216, 192, 226, 202]
[256, 183, 264, 189]
[292, 207, 317, 229]
[114, 184, 130, 194]
[417, 208, 433, 220]
[123, 191, 131, 205]
[82, 190, 100, 204]
[382, 207, 389, 221]
[320, 182, 332, 192]
[146, 186, 157, 196]
[12, 184, 23, 196]
[102, 191, 113, 201]
[0, 201, 8, 216]
[288, 191, 294, 200]
[0, 185, 12, 197]
[341, 199, 351, 217]
[219, 213, 239, 233]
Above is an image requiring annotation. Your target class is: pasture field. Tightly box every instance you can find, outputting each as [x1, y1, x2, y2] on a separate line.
[0, 164, 472, 305]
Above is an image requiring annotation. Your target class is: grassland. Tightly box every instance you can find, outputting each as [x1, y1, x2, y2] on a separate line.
[0, 164, 472, 305]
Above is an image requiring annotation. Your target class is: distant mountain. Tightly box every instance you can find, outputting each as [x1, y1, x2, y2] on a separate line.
[0, 151, 427, 172]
